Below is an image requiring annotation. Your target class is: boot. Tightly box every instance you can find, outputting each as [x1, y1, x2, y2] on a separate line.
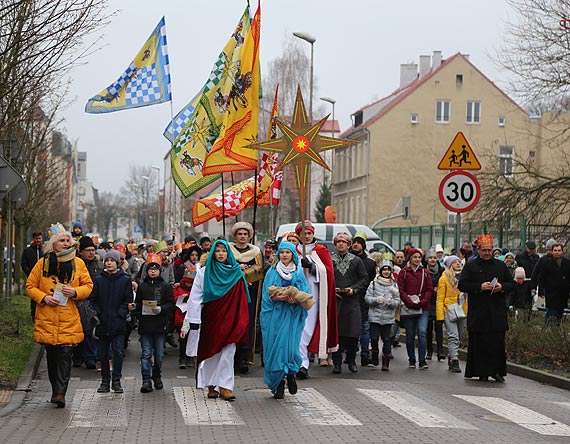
[449, 359, 462, 373]
[381, 354, 390, 371]
[370, 351, 379, 366]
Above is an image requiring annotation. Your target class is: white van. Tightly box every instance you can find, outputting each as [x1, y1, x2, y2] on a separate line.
[276, 223, 395, 255]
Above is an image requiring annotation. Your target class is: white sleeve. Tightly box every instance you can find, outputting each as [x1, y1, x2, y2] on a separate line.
[186, 267, 205, 324]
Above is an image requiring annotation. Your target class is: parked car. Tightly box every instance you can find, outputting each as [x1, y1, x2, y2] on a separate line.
[276, 223, 395, 255]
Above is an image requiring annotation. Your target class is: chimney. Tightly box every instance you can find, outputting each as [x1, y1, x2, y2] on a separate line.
[432, 50, 442, 69]
[400, 63, 418, 88]
[419, 55, 431, 78]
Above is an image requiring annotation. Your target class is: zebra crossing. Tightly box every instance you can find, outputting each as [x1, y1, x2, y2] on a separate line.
[65, 382, 570, 437]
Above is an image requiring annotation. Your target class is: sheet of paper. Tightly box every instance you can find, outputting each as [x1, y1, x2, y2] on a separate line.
[490, 277, 498, 293]
[176, 296, 188, 313]
[142, 300, 158, 316]
[53, 283, 68, 307]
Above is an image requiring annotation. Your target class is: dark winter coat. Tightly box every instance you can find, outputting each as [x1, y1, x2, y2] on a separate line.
[536, 255, 570, 311]
[21, 244, 42, 276]
[331, 252, 369, 338]
[82, 257, 105, 279]
[397, 265, 433, 311]
[134, 275, 174, 335]
[515, 249, 539, 279]
[88, 269, 132, 337]
[353, 251, 377, 320]
[427, 263, 444, 313]
[458, 257, 514, 333]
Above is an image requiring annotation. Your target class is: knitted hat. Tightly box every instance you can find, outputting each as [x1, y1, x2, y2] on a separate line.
[79, 236, 96, 251]
[104, 249, 120, 265]
[333, 231, 352, 245]
[426, 248, 436, 258]
[295, 220, 314, 235]
[230, 221, 254, 238]
[73, 221, 83, 230]
[435, 244, 444, 253]
[525, 240, 536, 249]
[444, 255, 460, 269]
[407, 247, 423, 259]
[352, 231, 367, 248]
[514, 267, 526, 280]
[545, 239, 556, 250]
[264, 238, 277, 249]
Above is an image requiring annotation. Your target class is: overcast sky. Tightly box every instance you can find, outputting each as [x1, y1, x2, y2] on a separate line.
[61, 0, 514, 193]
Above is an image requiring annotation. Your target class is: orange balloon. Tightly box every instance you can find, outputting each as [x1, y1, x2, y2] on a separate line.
[324, 206, 337, 223]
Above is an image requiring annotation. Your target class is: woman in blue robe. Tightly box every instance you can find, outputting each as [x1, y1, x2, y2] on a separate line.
[261, 241, 310, 399]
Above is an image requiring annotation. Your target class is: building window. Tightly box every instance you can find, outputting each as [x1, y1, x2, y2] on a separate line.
[466, 101, 481, 124]
[435, 100, 450, 123]
[456, 74, 463, 87]
[354, 111, 363, 127]
[499, 145, 514, 177]
[410, 113, 418, 124]
[498, 116, 506, 127]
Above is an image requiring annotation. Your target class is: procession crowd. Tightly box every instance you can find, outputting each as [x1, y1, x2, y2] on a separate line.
[20, 219, 569, 408]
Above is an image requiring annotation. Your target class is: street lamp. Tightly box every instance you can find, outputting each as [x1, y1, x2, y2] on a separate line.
[151, 165, 160, 236]
[293, 31, 316, 218]
[320, 96, 336, 138]
[141, 175, 151, 236]
[335, 150, 352, 222]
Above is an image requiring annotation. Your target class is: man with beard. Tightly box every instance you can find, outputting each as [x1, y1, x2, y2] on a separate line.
[295, 220, 338, 379]
[229, 221, 264, 374]
[350, 232, 376, 366]
[458, 234, 514, 382]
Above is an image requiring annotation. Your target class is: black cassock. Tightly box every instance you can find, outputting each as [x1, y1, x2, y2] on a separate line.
[458, 256, 514, 378]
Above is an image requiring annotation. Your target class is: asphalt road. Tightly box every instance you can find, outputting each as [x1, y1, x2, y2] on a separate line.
[0, 337, 569, 444]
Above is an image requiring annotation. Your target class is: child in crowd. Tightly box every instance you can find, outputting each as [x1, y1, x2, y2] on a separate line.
[364, 260, 400, 370]
[174, 267, 197, 369]
[133, 253, 174, 393]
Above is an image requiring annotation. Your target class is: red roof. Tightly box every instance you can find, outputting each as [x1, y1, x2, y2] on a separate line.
[342, 53, 527, 137]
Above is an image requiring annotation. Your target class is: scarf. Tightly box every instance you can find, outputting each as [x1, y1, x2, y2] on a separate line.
[428, 263, 439, 275]
[43, 247, 76, 283]
[202, 239, 250, 304]
[276, 260, 296, 282]
[376, 275, 394, 286]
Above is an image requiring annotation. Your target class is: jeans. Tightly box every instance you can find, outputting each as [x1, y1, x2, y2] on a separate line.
[98, 334, 125, 383]
[400, 310, 429, 363]
[444, 316, 466, 359]
[332, 336, 358, 366]
[370, 322, 393, 355]
[140, 333, 165, 382]
[360, 320, 370, 357]
[545, 308, 563, 326]
[426, 316, 444, 356]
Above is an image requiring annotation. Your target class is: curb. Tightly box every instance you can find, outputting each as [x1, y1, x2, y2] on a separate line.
[0, 343, 44, 417]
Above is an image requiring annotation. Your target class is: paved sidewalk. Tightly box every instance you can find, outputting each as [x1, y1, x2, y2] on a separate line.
[1, 336, 569, 444]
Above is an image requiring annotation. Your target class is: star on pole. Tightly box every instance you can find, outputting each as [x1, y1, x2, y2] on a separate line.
[247, 85, 354, 220]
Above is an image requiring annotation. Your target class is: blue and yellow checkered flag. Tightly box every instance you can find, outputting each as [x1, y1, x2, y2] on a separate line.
[85, 17, 171, 113]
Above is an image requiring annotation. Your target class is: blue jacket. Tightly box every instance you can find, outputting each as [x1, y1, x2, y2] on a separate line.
[89, 269, 132, 336]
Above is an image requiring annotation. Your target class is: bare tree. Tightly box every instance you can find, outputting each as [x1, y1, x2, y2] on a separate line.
[476, 0, 570, 246]
[121, 165, 160, 238]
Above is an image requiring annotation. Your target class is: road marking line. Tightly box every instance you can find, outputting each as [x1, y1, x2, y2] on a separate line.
[281, 388, 362, 426]
[68, 389, 127, 428]
[359, 389, 477, 429]
[173, 386, 244, 425]
[455, 395, 570, 436]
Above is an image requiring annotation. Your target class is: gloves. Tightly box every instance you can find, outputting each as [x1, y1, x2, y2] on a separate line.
[301, 258, 312, 269]
[151, 306, 162, 314]
[189, 323, 200, 330]
[377, 296, 386, 304]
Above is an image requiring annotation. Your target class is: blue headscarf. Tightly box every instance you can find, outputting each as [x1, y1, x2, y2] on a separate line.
[276, 241, 299, 266]
[202, 239, 250, 304]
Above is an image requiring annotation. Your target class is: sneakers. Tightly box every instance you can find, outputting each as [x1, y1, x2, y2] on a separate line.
[286, 373, 297, 395]
[370, 352, 380, 367]
[332, 365, 341, 374]
[296, 367, 309, 380]
[178, 359, 187, 369]
[426, 352, 433, 360]
[140, 381, 153, 393]
[85, 361, 97, 370]
[419, 361, 429, 370]
[112, 382, 124, 393]
[449, 359, 462, 373]
[153, 377, 163, 390]
[408, 360, 416, 368]
[97, 382, 110, 393]
[348, 363, 358, 373]
[274, 379, 285, 399]
[238, 360, 249, 374]
[360, 355, 370, 367]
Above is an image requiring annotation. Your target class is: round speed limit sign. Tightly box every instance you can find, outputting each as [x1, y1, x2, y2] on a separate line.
[438, 171, 481, 213]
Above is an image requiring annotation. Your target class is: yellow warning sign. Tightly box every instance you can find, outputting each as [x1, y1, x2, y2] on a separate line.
[437, 131, 481, 170]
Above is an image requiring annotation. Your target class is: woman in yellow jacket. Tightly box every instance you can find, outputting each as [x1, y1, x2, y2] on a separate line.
[436, 255, 468, 374]
[26, 224, 93, 408]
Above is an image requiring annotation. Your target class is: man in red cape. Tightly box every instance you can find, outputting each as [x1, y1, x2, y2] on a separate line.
[295, 220, 338, 379]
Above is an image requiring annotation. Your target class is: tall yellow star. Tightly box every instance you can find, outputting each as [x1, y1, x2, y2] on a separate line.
[247, 86, 353, 218]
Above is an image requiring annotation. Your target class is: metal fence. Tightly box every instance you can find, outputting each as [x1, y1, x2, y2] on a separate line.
[373, 218, 570, 254]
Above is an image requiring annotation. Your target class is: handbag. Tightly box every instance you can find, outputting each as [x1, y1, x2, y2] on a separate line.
[446, 293, 466, 322]
[400, 270, 424, 317]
